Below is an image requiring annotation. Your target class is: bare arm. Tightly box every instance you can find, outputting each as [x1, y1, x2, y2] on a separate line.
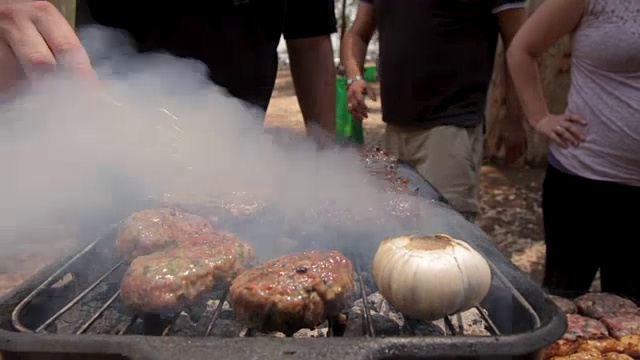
[497, 7, 527, 128]
[283, 0, 337, 137]
[287, 36, 336, 134]
[506, 0, 586, 126]
[340, 1, 376, 79]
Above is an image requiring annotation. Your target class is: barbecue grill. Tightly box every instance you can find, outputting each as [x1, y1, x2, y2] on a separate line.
[0, 164, 566, 360]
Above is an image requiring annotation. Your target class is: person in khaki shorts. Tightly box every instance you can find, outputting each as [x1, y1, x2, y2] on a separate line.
[384, 124, 484, 219]
[341, 0, 527, 221]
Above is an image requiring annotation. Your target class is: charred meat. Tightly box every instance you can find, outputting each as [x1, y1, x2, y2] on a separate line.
[120, 232, 255, 314]
[574, 293, 639, 319]
[601, 314, 640, 339]
[116, 208, 215, 261]
[562, 314, 609, 341]
[229, 250, 354, 335]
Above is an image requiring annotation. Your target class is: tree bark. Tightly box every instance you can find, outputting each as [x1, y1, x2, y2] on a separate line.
[48, 0, 76, 28]
[340, 0, 348, 42]
[485, 0, 572, 166]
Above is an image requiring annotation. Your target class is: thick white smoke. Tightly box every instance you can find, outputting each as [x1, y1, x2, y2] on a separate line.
[0, 25, 462, 266]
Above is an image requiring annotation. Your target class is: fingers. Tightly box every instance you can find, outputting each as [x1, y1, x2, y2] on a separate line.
[548, 129, 570, 148]
[0, 1, 96, 86]
[561, 122, 586, 142]
[0, 40, 21, 92]
[347, 86, 368, 120]
[365, 84, 377, 101]
[552, 122, 585, 147]
[348, 87, 364, 104]
[537, 113, 588, 148]
[552, 125, 578, 148]
[348, 100, 368, 120]
[1, 12, 56, 78]
[31, 2, 95, 79]
[566, 113, 588, 126]
[554, 113, 587, 146]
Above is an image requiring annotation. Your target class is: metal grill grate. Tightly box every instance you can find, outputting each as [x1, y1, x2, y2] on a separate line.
[10, 228, 539, 339]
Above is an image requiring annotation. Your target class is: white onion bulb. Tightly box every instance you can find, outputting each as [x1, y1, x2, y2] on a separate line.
[372, 234, 492, 321]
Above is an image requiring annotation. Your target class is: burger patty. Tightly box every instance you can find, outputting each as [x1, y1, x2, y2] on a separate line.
[116, 208, 215, 261]
[562, 314, 609, 341]
[574, 293, 639, 319]
[120, 232, 255, 314]
[601, 314, 640, 339]
[229, 250, 354, 335]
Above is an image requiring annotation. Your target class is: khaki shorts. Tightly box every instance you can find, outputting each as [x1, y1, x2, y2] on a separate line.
[383, 123, 483, 219]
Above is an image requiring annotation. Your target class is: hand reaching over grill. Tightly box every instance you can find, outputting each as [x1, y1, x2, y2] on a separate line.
[0, 1, 96, 93]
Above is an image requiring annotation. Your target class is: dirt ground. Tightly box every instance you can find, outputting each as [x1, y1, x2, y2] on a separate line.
[0, 69, 552, 297]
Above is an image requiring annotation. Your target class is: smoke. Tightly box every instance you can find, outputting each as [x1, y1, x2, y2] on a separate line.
[0, 25, 463, 266]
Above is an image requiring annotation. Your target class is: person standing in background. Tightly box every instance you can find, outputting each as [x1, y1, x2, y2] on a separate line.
[341, 0, 527, 221]
[0, 0, 338, 143]
[507, 0, 640, 300]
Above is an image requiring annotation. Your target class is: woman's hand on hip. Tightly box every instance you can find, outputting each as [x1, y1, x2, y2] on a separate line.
[534, 113, 588, 148]
[0, 1, 96, 93]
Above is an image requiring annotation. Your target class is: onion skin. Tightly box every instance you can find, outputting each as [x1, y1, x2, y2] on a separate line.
[372, 234, 492, 321]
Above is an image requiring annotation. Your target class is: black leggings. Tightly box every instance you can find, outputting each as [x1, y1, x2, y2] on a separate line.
[542, 164, 640, 301]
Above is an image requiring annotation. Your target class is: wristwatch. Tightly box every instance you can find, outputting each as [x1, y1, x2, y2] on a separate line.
[346, 76, 363, 88]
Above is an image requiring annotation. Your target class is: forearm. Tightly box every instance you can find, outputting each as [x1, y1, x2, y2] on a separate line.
[287, 36, 336, 134]
[341, 31, 369, 79]
[506, 47, 549, 126]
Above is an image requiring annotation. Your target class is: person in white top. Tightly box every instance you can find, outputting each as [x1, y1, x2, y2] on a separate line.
[507, 0, 640, 300]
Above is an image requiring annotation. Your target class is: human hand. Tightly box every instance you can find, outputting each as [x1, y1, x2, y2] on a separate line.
[534, 113, 588, 148]
[347, 79, 377, 121]
[0, 1, 96, 93]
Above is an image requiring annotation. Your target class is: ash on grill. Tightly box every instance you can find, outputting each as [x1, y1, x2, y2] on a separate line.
[22, 264, 494, 339]
[361, 147, 414, 195]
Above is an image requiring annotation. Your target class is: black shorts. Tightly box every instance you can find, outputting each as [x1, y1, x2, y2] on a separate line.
[541, 164, 640, 302]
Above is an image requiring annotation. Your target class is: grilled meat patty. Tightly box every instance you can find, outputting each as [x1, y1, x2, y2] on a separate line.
[574, 293, 639, 319]
[229, 250, 354, 335]
[120, 232, 255, 314]
[562, 314, 609, 341]
[116, 208, 214, 261]
[601, 314, 640, 339]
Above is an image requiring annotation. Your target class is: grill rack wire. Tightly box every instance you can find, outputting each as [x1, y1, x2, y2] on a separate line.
[10, 225, 540, 339]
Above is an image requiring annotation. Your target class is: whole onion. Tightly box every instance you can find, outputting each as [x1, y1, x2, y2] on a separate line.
[372, 233, 492, 321]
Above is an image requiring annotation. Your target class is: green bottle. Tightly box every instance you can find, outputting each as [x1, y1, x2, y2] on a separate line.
[335, 66, 376, 146]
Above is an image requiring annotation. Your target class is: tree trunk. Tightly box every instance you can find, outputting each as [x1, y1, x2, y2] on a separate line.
[48, 0, 76, 28]
[340, 0, 348, 42]
[485, 0, 572, 166]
